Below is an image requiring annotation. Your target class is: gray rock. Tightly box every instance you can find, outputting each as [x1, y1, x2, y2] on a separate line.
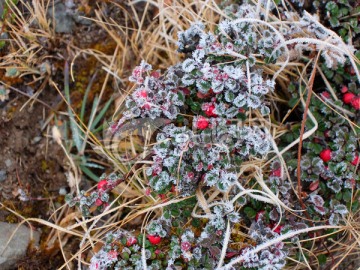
[0, 170, 6, 181]
[4, 159, 12, 168]
[0, 222, 40, 270]
[47, 3, 75, 33]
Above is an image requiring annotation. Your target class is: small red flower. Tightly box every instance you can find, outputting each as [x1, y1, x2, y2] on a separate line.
[351, 155, 359, 166]
[343, 92, 355, 104]
[126, 237, 137, 247]
[97, 179, 108, 191]
[351, 96, 360, 110]
[320, 149, 332, 162]
[147, 235, 161, 245]
[196, 116, 210, 130]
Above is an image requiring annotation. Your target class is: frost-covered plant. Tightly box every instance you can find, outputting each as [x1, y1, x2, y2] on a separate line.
[66, 0, 360, 269]
[65, 173, 123, 216]
[240, 220, 288, 270]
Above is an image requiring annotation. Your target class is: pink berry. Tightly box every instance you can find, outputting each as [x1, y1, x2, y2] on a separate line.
[343, 92, 355, 104]
[351, 155, 359, 166]
[341, 86, 348, 93]
[97, 179, 108, 191]
[147, 235, 161, 245]
[196, 116, 210, 130]
[320, 149, 332, 163]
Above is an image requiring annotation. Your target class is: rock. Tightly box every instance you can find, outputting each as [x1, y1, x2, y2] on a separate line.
[0, 222, 40, 270]
[0, 170, 6, 181]
[4, 159, 12, 168]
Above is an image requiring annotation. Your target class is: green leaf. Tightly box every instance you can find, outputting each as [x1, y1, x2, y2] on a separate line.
[244, 207, 257, 219]
[90, 96, 113, 131]
[80, 72, 98, 122]
[317, 254, 327, 265]
[79, 165, 99, 181]
[343, 189, 352, 202]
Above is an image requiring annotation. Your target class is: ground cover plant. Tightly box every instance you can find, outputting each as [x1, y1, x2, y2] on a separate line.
[0, 0, 359, 269]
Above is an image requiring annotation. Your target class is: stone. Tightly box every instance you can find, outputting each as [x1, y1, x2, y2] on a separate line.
[0, 170, 6, 181]
[0, 222, 40, 270]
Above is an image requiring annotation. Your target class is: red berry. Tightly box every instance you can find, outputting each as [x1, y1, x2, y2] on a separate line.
[202, 103, 217, 117]
[147, 235, 161, 245]
[272, 224, 284, 234]
[320, 149, 332, 163]
[95, 198, 103, 206]
[341, 86, 348, 93]
[142, 103, 151, 110]
[271, 168, 281, 177]
[324, 130, 330, 138]
[343, 92, 355, 104]
[321, 91, 331, 100]
[351, 155, 359, 166]
[255, 210, 265, 221]
[351, 96, 360, 110]
[138, 89, 148, 98]
[97, 180, 108, 191]
[196, 116, 210, 130]
[181, 241, 191, 251]
[150, 71, 160, 78]
[126, 237, 137, 246]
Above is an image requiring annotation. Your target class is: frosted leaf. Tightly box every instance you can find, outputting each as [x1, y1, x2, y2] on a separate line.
[314, 205, 327, 215]
[225, 91, 235, 102]
[333, 204, 348, 215]
[182, 59, 197, 72]
[225, 107, 239, 118]
[329, 213, 340, 226]
[233, 93, 247, 107]
[260, 105, 270, 115]
[247, 95, 261, 108]
[182, 73, 195, 85]
[309, 194, 324, 207]
[228, 212, 240, 223]
[211, 80, 224, 93]
[192, 49, 205, 62]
